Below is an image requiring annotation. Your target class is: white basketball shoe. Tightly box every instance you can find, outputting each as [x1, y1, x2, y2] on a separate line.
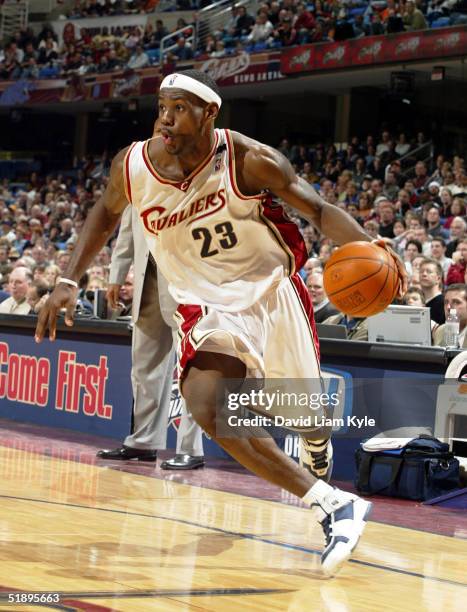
[317, 490, 373, 577]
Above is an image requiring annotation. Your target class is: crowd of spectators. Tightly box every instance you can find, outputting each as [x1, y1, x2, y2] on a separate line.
[66, 0, 199, 17]
[0, 126, 466, 344]
[278, 128, 467, 341]
[286, 134, 466, 262]
[0, 16, 202, 81]
[0, 156, 113, 315]
[196, 0, 467, 57]
[1, 0, 467, 82]
[0, 22, 156, 80]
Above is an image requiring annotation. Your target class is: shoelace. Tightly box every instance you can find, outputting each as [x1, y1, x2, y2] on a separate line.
[310, 448, 329, 470]
[321, 515, 333, 546]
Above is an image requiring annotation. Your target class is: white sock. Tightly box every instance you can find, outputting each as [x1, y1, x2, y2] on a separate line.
[302, 479, 335, 507]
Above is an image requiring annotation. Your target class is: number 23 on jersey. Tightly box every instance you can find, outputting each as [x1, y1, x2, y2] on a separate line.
[192, 221, 238, 258]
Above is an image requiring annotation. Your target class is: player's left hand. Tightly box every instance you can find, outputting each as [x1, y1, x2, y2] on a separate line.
[372, 239, 408, 299]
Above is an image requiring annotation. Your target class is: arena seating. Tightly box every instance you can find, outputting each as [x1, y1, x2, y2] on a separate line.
[1, 0, 466, 80]
[1, 130, 466, 312]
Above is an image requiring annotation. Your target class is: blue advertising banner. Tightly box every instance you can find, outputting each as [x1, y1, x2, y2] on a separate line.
[0, 322, 449, 482]
[0, 329, 132, 439]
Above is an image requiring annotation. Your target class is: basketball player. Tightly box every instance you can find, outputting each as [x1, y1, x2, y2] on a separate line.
[35, 70, 407, 576]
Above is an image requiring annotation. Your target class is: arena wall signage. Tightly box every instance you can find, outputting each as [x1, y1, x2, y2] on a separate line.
[281, 26, 467, 74]
[0, 52, 283, 105]
[199, 51, 284, 86]
[0, 324, 447, 480]
[51, 15, 149, 45]
[0, 334, 132, 439]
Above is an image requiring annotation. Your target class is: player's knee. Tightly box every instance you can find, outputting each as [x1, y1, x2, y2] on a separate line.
[186, 400, 217, 436]
[182, 352, 246, 437]
[182, 382, 215, 436]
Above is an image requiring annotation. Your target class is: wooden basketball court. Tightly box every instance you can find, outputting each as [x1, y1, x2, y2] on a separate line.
[0, 425, 465, 611]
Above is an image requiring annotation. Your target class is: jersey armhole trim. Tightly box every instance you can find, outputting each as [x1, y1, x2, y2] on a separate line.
[123, 142, 137, 204]
[258, 200, 295, 276]
[225, 129, 264, 201]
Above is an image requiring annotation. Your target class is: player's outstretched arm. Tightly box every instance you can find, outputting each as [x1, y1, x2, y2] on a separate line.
[242, 141, 369, 245]
[35, 147, 129, 342]
[239, 137, 407, 295]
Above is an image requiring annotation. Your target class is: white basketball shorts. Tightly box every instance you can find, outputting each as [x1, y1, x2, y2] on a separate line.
[174, 274, 326, 429]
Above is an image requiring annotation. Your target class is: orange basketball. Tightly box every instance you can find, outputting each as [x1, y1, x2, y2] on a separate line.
[323, 241, 400, 318]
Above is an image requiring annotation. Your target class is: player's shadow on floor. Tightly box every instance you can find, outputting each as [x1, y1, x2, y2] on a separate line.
[0, 535, 239, 574]
[0, 536, 322, 582]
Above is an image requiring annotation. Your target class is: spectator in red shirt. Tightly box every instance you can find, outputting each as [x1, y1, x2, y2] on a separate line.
[446, 239, 467, 285]
[294, 2, 316, 41]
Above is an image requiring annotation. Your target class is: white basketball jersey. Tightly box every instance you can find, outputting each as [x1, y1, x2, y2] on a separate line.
[124, 129, 306, 311]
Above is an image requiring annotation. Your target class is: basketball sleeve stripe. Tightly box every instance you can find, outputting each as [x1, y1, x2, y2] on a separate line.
[123, 142, 137, 204]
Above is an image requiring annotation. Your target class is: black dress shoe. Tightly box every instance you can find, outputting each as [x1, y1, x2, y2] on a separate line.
[96, 445, 157, 461]
[160, 454, 205, 470]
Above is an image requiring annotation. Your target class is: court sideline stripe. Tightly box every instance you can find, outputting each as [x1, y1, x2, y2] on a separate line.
[0, 493, 465, 590]
[0, 588, 293, 602]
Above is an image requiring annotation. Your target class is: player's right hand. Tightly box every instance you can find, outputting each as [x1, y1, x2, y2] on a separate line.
[106, 283, 121, 309]
[35, 284, 78, 343]
[373, 239, 408, 298]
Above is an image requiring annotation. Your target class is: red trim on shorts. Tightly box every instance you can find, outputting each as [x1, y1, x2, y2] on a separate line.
[177, 304, 203, 376]
[261, 194, 308, 273]
[291, 273, 320, 361]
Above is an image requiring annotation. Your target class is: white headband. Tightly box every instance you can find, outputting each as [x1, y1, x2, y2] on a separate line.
[160, 73, 222, 108]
